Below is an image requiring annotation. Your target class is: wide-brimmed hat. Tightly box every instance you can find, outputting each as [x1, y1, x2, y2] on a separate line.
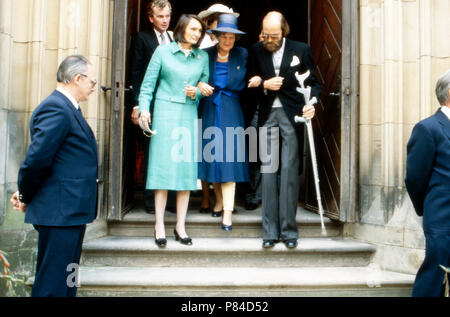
[198, 4, 239, 19]
[207, 14, 246, 35]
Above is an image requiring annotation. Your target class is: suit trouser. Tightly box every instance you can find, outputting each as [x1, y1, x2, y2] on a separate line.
[245, 108, 262, 205]
[260, 108, 299, 241]
[32, 225, 86, 297]
[412, 231, 450, 297]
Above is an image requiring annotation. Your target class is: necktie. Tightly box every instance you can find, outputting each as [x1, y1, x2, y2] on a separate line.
[160, 33, 169, 45]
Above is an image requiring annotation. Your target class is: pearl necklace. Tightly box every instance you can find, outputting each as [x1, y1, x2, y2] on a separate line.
[217, 52, 229, 60]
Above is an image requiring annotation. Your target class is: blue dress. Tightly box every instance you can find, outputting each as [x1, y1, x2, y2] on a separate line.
[198, 55, 250, 183]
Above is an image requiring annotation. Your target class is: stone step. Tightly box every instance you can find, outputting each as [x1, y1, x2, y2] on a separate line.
[108, 207, 341, 238]
[81, 236, 376, 268]
[76, 266, 415, 297]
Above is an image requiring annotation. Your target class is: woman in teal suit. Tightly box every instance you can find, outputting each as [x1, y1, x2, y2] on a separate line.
[139, 14, 210, 247]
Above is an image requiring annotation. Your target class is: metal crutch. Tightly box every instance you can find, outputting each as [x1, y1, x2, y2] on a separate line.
[294, 71, 327, 236]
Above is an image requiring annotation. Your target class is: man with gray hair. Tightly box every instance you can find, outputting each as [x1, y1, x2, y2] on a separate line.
[10, 54, 98, 297]
[405, 69, 450, 297]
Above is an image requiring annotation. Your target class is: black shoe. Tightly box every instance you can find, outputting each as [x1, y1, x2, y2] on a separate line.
[145, 207, 155, 214]
[199, 207, 210, 213]
[154, 232, 167, 248]
[174, 229, 192, 246]
[221, 223, 232, 232]
[262, 240, 276, 248]
[211, 210, 223, 217]
[284, 239, 298, 249]
[244, 202, 259, 210]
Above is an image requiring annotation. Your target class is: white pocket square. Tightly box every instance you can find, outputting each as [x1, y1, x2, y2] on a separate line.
[290, 55, 300, 67]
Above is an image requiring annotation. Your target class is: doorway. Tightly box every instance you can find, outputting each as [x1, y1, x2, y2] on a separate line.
[108, 0, 358, 222]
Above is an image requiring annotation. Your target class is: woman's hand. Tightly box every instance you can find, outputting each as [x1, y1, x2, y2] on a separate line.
[139, 110, 151, 126]
[197, 82, 214, 97]
[185, 85, 198, 100]
[248, 76, 262, 88]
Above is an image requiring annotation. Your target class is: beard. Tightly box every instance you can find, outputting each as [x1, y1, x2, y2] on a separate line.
[263, 38, 283, 53]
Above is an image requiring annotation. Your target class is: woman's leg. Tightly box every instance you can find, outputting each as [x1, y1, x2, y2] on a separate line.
[213, 183, 223, 212]
[154, 190, 168, 239]
[175, 190, 191, 238]
[200, 181, 210, 210]
[222, 182, 236, 226]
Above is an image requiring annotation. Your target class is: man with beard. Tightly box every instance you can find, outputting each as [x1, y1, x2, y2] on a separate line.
[248, 12, 322, 249]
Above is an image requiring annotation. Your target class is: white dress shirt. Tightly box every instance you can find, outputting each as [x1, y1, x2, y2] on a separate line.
[56, 87, 79, 110]
[271, 38, 286, 109]
[441, 105, 450, 120]
[154, 29, 170, 45]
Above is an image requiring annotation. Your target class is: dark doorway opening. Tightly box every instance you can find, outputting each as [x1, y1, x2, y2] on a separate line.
[122, 0, 311, 213]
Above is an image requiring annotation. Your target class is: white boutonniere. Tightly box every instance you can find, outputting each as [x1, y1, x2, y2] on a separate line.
[290, 55, 301, 67]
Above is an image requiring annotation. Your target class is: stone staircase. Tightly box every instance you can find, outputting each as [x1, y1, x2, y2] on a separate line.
[78, 205, 415, 297]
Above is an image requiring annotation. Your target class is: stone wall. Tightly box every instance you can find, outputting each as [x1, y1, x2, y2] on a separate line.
[0, 0, 113, 296]
[347, 0, 450, 274]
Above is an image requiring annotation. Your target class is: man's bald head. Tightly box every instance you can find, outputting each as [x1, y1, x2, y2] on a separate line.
[261, 11, 290, 52]
[262, 11, 290, 37]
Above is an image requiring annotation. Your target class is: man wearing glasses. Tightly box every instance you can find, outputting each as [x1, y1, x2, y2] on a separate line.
[10, 55, 99, 296]
[248, 12, 322, 249]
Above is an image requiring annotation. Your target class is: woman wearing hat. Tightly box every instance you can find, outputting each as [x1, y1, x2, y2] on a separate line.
[198, 4, 240, 49]
[197, 14, 250, 231]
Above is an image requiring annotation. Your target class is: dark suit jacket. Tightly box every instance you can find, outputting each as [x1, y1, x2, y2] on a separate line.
[405, 109, 450, 233]
[18, 90, 99, 226]
[248, 39, 322, 172]
[129, 30, 173, 107]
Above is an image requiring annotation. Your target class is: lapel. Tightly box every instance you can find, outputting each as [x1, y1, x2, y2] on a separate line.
[53, 90, 98, 156]
[227, 48, 238, 87]
[147, 30, 159, 53]
[279, 39, 295, 77]
[436, 108, 450, 140]
[259, 44, 276, 78]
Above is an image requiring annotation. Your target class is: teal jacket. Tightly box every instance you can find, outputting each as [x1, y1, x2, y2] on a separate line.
[139, 41, 209, 112]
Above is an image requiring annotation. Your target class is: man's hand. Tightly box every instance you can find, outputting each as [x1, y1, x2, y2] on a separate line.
[197, 82, 214, 97]
[248, 76, 262, 88]
[139, 110, 151, 126]
[10, 191, 27, 213]
[131, 107, 140, 126]
[302, 104, 316, 120]
[263, 77, 284, 91]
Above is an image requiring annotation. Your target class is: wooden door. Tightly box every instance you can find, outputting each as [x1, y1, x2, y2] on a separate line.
[305, 0, 358, 222]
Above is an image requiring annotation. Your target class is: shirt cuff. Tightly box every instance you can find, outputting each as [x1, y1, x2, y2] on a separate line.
[133, 106, 139, 110]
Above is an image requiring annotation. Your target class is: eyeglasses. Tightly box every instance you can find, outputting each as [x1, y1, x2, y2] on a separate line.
[261, 32, 282, 40]
[80, 73, 97, 88]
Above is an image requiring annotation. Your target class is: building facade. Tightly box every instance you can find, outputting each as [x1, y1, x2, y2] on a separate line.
[0, 0, 449, 295]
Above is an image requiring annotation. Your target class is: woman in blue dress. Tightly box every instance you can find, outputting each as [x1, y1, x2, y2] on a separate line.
[139, 14, 209, 247]
[197, 14, 249, 231]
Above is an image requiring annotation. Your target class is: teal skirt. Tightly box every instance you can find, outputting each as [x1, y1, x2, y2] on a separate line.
[146, 99, 198, 191]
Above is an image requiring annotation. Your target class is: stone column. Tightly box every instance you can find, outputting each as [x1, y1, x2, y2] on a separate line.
[350, 0, 450, 274]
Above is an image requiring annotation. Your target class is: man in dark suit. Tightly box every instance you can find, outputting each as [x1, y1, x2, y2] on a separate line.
[128, 0, 175, 213]
[248, 12, 322, 249]
[10, 55, 98, 297]
[405, 69, 450, 297]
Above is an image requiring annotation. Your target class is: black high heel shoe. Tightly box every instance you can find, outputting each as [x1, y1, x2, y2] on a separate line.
[174, 229, 192, 246]
[211, 210, 223, 217]
[154, 232, 167, 248]
[221, 223, 232, 231]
